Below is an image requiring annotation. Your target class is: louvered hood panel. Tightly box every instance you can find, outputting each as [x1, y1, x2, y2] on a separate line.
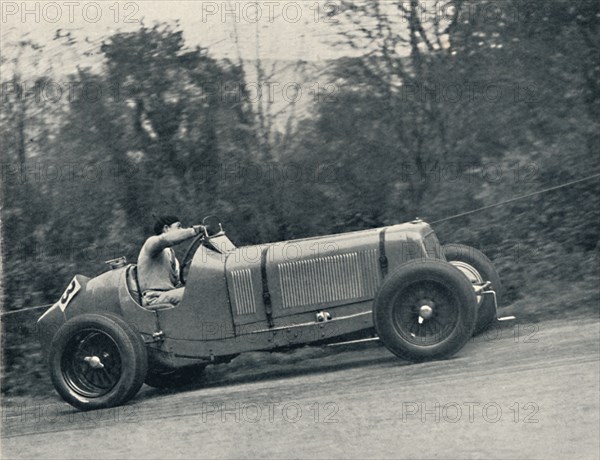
[265, 228, 382, 316]
[277, 250, 380, 309]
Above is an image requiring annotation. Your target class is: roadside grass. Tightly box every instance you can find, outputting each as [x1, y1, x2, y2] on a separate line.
[502, 278, 599, 323]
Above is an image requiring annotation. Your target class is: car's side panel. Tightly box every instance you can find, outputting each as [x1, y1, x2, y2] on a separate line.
[156, 246, 234, 341]
[117, 270, 160, 340]
[384, 225, 429, 271]
[159, 301, 375, 363]
[225, 247, 266, 327]
[62, 270, 124, 320]
[265, 229, 382, 321]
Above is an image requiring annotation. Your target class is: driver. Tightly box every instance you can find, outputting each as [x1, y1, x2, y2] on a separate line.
[137, 215, 204, 307]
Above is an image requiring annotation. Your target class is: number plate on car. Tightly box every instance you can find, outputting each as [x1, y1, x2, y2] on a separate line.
[57, 278, 81, 312]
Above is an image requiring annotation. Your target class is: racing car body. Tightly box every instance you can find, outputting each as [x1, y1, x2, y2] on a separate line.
[38, 219, 502, 410]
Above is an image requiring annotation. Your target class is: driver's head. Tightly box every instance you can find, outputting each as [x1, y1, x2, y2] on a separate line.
[153, 215, 182, 235]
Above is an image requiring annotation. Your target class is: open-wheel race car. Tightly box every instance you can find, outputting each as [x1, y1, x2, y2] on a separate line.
[37, 218, 503, 410]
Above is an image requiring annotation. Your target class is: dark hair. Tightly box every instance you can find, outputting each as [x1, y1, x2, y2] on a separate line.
[153, 215, 180, 235]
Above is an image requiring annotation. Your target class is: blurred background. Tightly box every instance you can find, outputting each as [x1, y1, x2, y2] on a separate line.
[1, 0, 599, 397]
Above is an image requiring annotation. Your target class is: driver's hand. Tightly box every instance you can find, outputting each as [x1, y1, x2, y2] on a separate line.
[192, 225, 206, 235]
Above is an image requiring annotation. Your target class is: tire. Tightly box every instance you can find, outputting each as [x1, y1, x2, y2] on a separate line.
[145, 366, 206, 389]
[48, 313, 148, 410]
[373, 259, 478, 361]
[443, 244, 502, 335]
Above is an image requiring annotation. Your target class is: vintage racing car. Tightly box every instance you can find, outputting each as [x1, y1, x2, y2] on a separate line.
[37, 218, 503, 410]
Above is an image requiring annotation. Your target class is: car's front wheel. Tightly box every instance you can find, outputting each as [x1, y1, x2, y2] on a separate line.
[373, 259, 478, 361]
[49, 313, 148, 410]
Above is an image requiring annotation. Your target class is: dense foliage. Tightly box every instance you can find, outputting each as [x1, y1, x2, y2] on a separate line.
[1, 0, 599, 395]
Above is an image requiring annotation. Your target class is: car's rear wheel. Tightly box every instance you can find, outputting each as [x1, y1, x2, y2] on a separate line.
[49, 313, 148, 410]
[443, 244, 502, 335]
[145, 365, 206, 389]
[373, 259, 478, 361]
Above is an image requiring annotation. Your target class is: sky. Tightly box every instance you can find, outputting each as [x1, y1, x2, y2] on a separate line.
[1, 1, 355, 67]
[1, 1, 453, 80]
[1, 1, 371, 128]
[0, 1, 442, 126]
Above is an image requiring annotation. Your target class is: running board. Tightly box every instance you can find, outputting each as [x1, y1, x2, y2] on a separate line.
[327, 337, 380, 347]
[497, 315, 516, 321]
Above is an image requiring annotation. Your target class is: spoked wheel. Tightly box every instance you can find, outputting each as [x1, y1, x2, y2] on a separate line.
[373, 260, 478, 361]
[49, 313, 148, 410]
[391, 281, 460, 347]
[62, 330, 123, 398]
[443, 244, 503, 335]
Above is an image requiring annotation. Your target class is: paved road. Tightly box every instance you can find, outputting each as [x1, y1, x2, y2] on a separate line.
[2, 318, 599, 459]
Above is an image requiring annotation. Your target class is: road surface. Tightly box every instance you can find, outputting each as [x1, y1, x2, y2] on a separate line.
[2, 318, 599, 459]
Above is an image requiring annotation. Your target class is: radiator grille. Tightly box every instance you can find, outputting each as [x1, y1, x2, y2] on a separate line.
[231, 269, 256, 315]
[278, 249, 380, 309]
[424, 231, 444, 260]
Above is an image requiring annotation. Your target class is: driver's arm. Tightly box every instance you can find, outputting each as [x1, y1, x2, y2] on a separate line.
[145, 226, 203, 256]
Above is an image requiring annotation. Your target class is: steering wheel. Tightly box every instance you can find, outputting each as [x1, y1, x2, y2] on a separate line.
[202, 215, 223, 236]
[179, 216, 223, 284]
[180, 233, 204, 285]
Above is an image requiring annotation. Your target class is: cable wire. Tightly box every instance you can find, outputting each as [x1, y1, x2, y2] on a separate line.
[1, 303, 54, 318]
[431, 172, 600, 224]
